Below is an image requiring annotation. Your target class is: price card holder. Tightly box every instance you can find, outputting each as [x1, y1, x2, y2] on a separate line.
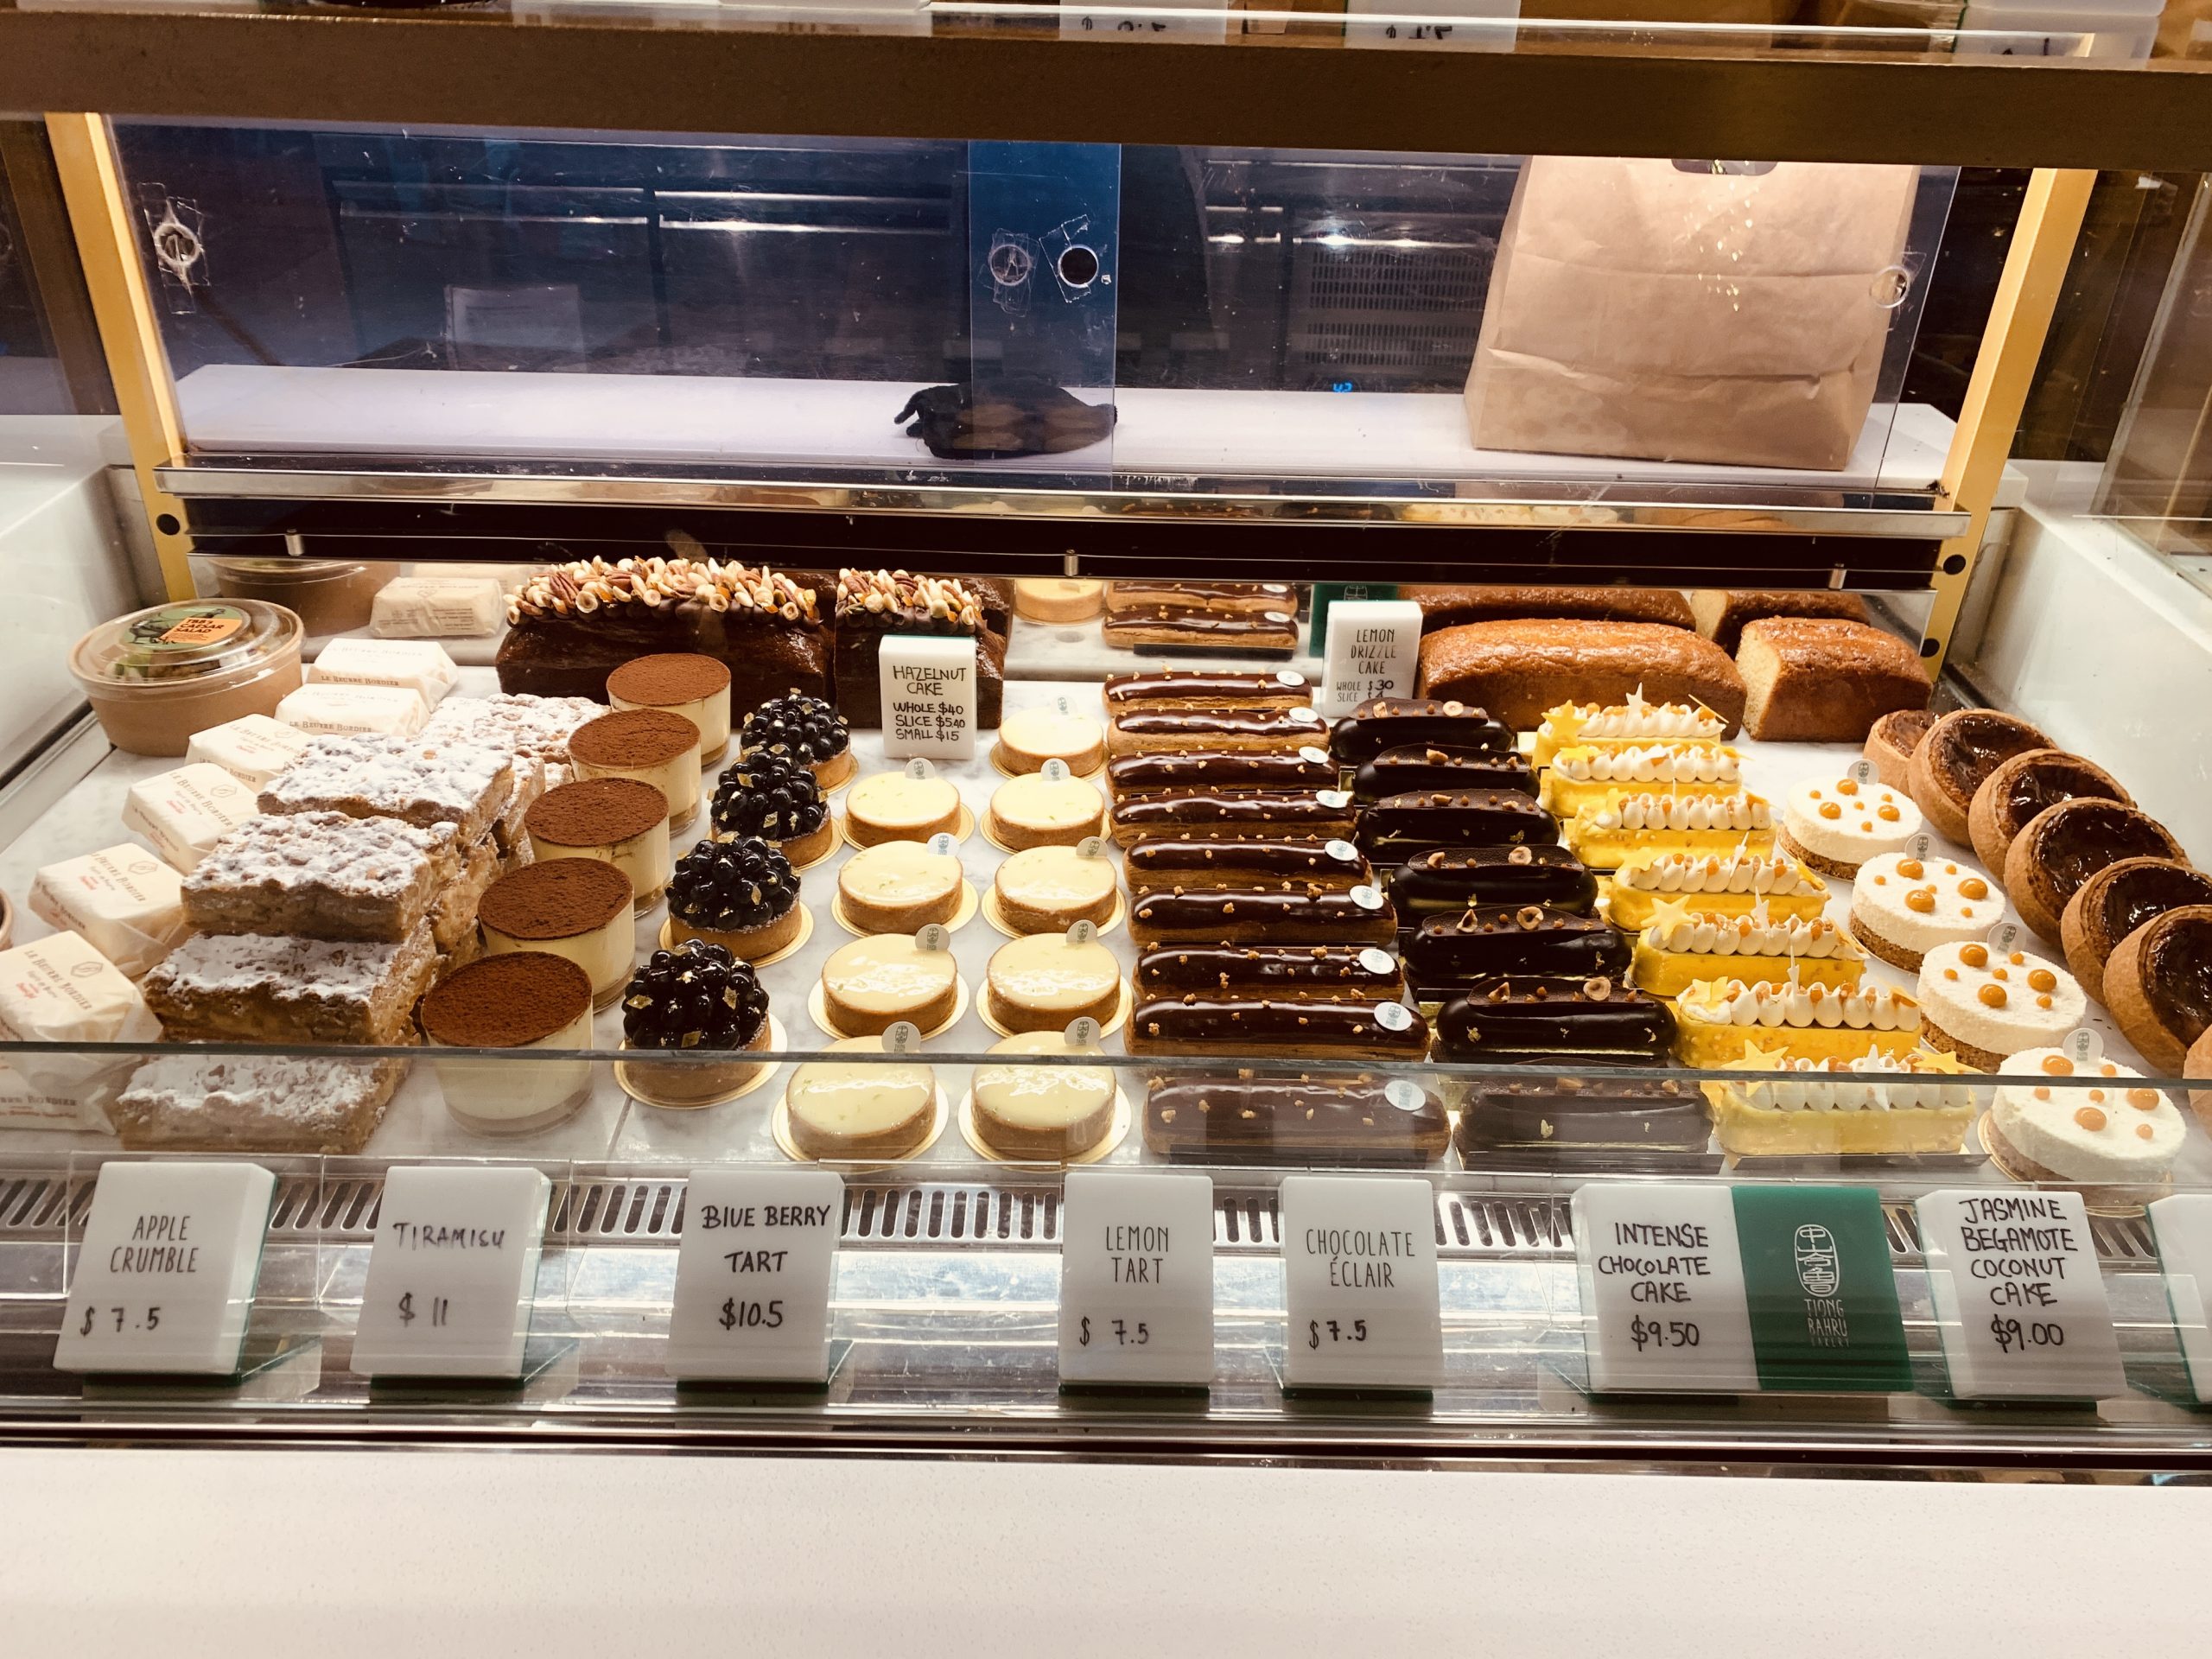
[1915, 1187, 2126, 1402]
[2147, 1195, 2212, 1405]
[1318, 598, 1423, 719]
[1570, 1184, 1758, 1395]
[1059, 4, 1228, 41]
[1279, 1174, 1443, 1393]
[1344, 0, 1519, 51]
[1058, 1168, 1214, 1391]
[879, 635, 977, 761]
[668, 1167, 843, 1385]
[55, 1160, 276, 1377]
[351, 1165, 553, 1381]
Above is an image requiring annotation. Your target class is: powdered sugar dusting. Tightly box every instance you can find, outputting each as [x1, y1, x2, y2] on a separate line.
[189, 811, 456, 903]
[116, 1053, 401, 1136]
[260, 734, 512, 830]
[149, 927, 429, 1007]
[423, 693, 601, 762]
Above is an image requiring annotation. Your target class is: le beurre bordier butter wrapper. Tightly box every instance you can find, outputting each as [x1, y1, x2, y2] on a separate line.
[28, 846, 188, 979]
[0, 930, 162, 1110]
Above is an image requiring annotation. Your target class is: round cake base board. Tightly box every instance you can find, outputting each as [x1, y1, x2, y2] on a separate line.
[658, 901, 813, 969]
[988, 743, 1106, 783]
[837, 800, 976, 850]
[981, 886, 1126, 940]
[956, 1085, 1131, 1168]
[1975, 1108, 2162, 1217]
[807, 974, 970, 1044]
[975, 976, 1131, 1041]
[616, 1016, 789, 1111]
[830, 880, 982, 939]
[773, 1085, 950, 1169]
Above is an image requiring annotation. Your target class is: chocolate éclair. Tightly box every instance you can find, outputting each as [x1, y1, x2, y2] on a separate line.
[1102, 670, 1310, 713]
[1125, 996, 1429, 1060]
[1353, 745, 1535, 804]
[1107, 707, 1328, 758]
[1106, 747, 1338, 798]
[1387, 844, 1599, 919]
[1109, 790, 1356, 849]
[1135, 944, 1405, 1001]
[1404, 906, 1631, 994]
[1433, 976, 1675, 1065]
[1357, 788, 1555, 855]
[1124, 837, 1371, 892]
[1329, 696, 1512, 767]
[1128, 887, 1396, 947]
[1143, 1072, 1448, 1166]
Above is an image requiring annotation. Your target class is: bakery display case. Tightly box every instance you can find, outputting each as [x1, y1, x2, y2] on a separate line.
[3, 13, 2212, 1472]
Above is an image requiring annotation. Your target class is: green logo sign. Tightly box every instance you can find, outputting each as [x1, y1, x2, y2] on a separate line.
[1731, 1186, 1909, 1393]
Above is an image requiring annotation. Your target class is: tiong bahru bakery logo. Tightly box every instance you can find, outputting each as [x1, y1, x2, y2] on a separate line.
[1793, 1224, 1849, 1347]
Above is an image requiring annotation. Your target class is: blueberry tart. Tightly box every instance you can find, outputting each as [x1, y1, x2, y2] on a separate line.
[741, 690, 854, 789]
[618, 940, 776, 1107]
[711, 753, 835, 865]
[664, 835, 805, 960]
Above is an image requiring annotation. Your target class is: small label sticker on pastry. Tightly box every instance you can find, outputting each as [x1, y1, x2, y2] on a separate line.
[1065, 1016, 1102, 1047]
[1042, 758, 1071, 783]
[1358, 946, 1395, 976]
[1325, 839, 1359, 863]
[1350, 884, 1385, 911]
[1288, 706, 1321, 725]
[883, 1020, 922, 1055]
[1848, 760, 1877, 786]
[1299, 746, 1330, 766]
[1065, 919, 1099, 946]
[927, 833, 958, 856]
[1276, 671, 1306, 688]
[1076, 836, 1109, 860]
[1985, 920, 2022, 955]
[1907, 831, 1936, 862]
[905, 757, 936, 780]
[2065, 1027, 2104, 1068]
[914, 925, 950, 954]
[1317, 790, 1351, 810]
[1373, 1001, 1414, 1032]
[1383, 1078, 1425, 1114]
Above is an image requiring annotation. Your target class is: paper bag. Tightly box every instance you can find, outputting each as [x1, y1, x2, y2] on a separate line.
[1464, 158, 1920, 470]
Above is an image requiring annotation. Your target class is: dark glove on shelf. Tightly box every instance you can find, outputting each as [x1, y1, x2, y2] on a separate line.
[894, 378, 1116, 461]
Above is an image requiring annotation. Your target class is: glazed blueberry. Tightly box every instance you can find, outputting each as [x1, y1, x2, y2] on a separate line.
[667, 835, 799, 932]
[741, 691, 850, 765]
[621, 938, 769, 1051]
[712, 752, 828, 842]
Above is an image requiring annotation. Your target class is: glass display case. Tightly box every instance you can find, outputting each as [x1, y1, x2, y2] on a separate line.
[3, 9, 2212, 1474]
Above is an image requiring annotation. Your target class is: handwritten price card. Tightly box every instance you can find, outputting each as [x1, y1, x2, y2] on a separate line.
[667, 1167, 842, 1383]
[1058, 1168, 1214, 1388]
[1571, 1184, 1758, 1394]
[1280, 1174, 1443, 1389]
[1916, 1188, 2124, 1401]
[352, 1166, 551, 1380]
[54, 1160, 275, 1376]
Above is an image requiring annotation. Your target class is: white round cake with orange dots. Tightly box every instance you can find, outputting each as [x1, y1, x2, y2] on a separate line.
[1916, 940, 2085, 1070]
[1778, 772, 1923, 877]
[1987, 1047, 2184, 1201]
[1848, 852, 2005, 972]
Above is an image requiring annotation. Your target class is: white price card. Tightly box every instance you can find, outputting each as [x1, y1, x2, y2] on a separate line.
[1058, 1168, 1215, 1389]
[1059, 4, 1228, 41]
[2148, 1194, 2212, 1403]
[1280, 1174, 1443, 1389]
[878, 634, 977, 761]
[1916, 1187, 2125, 1401]
[1344, 0, 1518, 51]
[1319, 599, 1423, 718]
[54, 1160, 275, 1376]
[1570, 1184, 1758, 1394]
[668, 1167, 842, 1383]
[352, 1166, 551, 1380]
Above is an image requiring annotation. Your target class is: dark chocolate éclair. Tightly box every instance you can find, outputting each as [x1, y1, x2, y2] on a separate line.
[2103, 905, 2212, 1075]
[1967, 748, 2133, 877]
[1124, 836, 1370, 892]
[1405, 906, 1630, 996]
[1125, 996, 1429, 1060]
[1102, 670, 1310, 713]
[1357, 788, 1554, 855]
[1353, 745, 1535, 804]
[1128, 886, 1396, 947]
[1433, 976, 1675, 1065]
[1906, 709, 2051, 844]
[1144, 1073, 1448, 1166]
[2061, 857, 2212, 1006]
[1107, 707, 1327, 758]
[1454, 1075, 1711, 1156]
[1387, 844, 1599, 919]
[1328, 696, 1512, 767]
[1135, 943, 1405, 1001]
[2002, 797, 2186, 945]
[1106, 747, 1337, 799]
[1102, 604, 1298, 652]
[1110, 789, 1356, 849]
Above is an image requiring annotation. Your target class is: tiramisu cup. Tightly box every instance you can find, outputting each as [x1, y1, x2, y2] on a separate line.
[477, 858, 636, 1011]
[525, 778, 672, 911]
[423, 951, 597, 1135]
[607, 653, 734, 766]
[568, 708, 702, 833]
